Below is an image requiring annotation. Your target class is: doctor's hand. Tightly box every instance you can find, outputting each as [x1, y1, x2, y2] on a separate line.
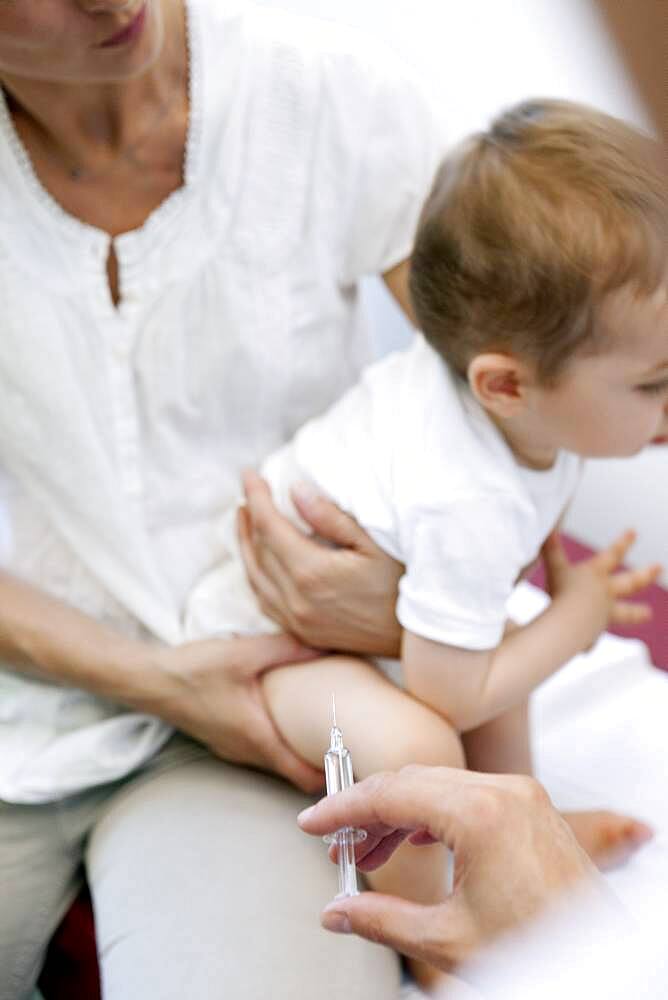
[298, 766, 600, 969]
[154, 633, 324, 794]
[238, 470, 403, 657]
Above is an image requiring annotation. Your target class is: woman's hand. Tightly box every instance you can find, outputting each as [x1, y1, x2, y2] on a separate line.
[298, 765, 601, 968]
[237, 470, 403, 657]
[541, 530, 661, 637]
[153, 633, 324, 794]
[0, 570, 324, 793]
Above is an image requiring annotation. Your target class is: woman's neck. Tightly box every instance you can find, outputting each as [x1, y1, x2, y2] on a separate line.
[0, 0, 186, 165]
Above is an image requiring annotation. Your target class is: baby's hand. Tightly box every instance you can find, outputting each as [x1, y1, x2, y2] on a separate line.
[540, 530, 662, 632]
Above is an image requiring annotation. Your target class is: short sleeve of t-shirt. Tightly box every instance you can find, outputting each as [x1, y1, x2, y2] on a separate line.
[397, 494, 531, 650]
[338, 52, 445, 281]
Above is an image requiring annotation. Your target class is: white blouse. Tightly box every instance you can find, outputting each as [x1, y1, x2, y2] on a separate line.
[0, 0, 442, 801]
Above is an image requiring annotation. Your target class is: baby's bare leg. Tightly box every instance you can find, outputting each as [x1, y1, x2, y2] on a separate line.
[263, 655, 464, 993]
[263, 655, 464, 778]
[463, 699, 532, 775]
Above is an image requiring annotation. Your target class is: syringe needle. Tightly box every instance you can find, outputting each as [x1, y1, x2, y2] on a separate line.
[331, 692, 337, 729]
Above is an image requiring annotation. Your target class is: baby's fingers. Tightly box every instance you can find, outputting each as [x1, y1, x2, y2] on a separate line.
[610, 600, 653, 626]
[594, 529, 637, 573]
[610, 562, 662, 598]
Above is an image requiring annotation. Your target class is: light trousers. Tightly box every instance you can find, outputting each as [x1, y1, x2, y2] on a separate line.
[0, 735, 399, 1000]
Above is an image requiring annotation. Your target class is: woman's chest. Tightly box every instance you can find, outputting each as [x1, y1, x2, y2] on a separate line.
[10, 108, 188, 303]
[0, 245, 371, 475]
[11, 100, 188, 229]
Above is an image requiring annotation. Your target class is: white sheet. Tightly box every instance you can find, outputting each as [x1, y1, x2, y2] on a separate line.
[509, 581, 668, 914]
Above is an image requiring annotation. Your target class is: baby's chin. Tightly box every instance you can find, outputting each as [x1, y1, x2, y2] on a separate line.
[587, 440, 659, 458]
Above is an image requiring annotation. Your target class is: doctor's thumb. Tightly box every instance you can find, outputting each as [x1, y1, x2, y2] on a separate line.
[321, 893, 465, 970]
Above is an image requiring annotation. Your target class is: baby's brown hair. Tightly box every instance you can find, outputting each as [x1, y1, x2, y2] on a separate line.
[409, 99, 668, 383]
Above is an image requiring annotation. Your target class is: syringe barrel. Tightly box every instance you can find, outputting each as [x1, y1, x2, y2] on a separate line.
[324, 746, 354, 796]
[322, 725, 364, 898]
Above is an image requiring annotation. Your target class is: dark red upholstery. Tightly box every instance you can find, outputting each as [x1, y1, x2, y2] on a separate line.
[38, 886, 100, 1000]
[37, 533, 668, 999]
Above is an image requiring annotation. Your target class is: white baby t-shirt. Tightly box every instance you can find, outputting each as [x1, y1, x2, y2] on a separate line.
[187, 335, 581, 651]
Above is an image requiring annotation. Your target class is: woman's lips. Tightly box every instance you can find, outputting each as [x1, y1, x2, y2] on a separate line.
[651, 436, 668, 444]
[97, 3, 147, 48]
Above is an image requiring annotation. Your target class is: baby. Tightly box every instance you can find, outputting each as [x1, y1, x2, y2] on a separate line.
[187, 100, 667, 991]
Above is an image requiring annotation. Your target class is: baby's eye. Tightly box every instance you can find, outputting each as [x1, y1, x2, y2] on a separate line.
[637, 379, 668, 396]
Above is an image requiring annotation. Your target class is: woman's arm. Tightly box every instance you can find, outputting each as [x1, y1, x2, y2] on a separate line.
[382, 258, 416, 324]
[0, 570, 323, 792]
[595, 0, 667, 147]
[403, 530, 660, 732]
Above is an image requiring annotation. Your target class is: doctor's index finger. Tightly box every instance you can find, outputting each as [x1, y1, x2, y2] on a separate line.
[298, 766, 542, 852]
[297, 767, 472, 845]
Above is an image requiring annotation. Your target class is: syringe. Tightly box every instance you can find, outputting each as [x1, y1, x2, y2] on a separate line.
[323, 696, 366, 898]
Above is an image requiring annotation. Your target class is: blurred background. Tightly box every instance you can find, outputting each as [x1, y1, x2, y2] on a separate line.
[257, 0, 666, 579]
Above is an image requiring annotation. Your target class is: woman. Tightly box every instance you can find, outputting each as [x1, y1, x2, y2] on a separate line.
[0, 0, 440, 997]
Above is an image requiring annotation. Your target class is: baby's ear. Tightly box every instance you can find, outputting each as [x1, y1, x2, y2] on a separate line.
[467, 353, 532, 417]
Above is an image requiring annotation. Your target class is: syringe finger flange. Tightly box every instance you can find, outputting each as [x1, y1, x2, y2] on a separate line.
[323, 826, 367, 846]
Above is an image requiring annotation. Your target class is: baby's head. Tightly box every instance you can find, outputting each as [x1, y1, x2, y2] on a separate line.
[410, 99, 668, 461]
